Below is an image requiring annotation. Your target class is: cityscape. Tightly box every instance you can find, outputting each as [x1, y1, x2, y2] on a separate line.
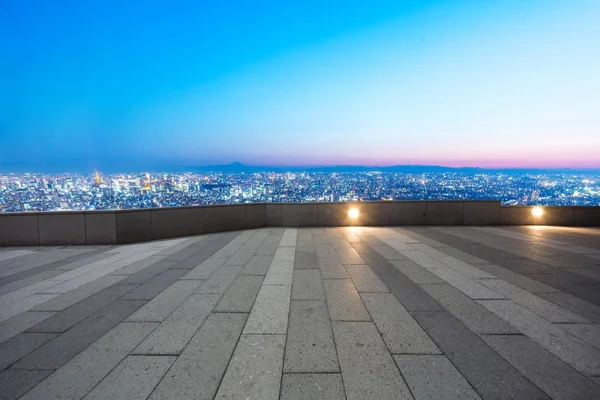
[1, 169, 599, 213]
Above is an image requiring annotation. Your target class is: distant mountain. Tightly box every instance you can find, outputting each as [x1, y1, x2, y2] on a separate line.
[188, 162, 600, 175]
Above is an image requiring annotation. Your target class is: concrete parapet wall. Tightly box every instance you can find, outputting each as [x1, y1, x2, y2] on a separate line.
[1, 201, 599, 246]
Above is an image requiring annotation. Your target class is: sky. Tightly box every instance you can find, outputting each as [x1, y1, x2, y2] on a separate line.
[1, 0, 599, 172]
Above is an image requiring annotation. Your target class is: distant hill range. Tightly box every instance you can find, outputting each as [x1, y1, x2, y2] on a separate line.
[188, 162, 600, 174]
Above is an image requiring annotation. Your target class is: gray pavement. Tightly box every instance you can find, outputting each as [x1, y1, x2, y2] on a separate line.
[1, 226, 600, 399]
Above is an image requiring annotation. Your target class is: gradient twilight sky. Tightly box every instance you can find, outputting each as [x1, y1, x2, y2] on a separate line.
[1, 0, 599, 172]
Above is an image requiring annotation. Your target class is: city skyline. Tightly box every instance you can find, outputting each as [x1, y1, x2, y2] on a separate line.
[2, 1, 600, 170]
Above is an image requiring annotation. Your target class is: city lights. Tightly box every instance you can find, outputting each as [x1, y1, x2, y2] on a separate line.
[348, 208, 360, 219]
[532, 207, 544, 217]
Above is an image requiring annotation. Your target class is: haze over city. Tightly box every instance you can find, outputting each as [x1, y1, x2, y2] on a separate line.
[2, 0, 599, 172]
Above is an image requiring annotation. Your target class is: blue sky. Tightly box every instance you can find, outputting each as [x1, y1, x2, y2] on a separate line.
[1, 0, 599, 172]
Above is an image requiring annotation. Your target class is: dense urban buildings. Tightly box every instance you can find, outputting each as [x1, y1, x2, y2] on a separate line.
[1, 171, 598, 212]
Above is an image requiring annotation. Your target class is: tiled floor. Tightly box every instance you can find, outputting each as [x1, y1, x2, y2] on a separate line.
[1, 226, 600, 399]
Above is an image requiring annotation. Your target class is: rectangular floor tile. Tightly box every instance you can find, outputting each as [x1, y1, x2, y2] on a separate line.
[243, 284, 291, 334]
[180, 257, 226, 280]
[412, 310, 549, 400]
[345, 264, 389, 292]
[322, 279, 370, 321]
[121, 269, 188, 300]
[480, 279, 588, 323]
[13, 300, 146, 370]
[148, 313, 247, 400]
[127, 280, 203, 322]
[263, 260, 294, 285]
[284, 300, 339, 373]
[478, 299, 600, 376]
[195, 265, 243, 294]
[394, 355, 482, 400]
[18, 322, 158, 400]
[0, 311, 55, 344]
[391, 259, 444, 284]
[482, 334, 599, 400]
[214, 334, 286, 400]
[280, 374, 345, 400]
[0, 332, 58, 370]
[0, 369, 54, 400]
[82, 355, 175, 400]
[361, 292, 440, 354]
[291, 270, 324, 300]
[318, 257, 348, 279]
[420, 283, 520, 335]
[333, 321, 412, 400]
[224, 249, 256, 266]
[213, 274, 264, 313]
[133, 293, 221, 355]
[241, 255, 274, 275]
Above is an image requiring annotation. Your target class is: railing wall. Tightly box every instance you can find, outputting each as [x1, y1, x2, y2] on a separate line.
[1, 201, 599, 246]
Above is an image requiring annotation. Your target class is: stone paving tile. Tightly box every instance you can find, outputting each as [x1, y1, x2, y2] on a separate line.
[31, 275, 128, 312]
[291, 269, 324, 300]
[322, 279, 371, 321]
[412, 310, 549, 400]
[133, 293, 220, 355]
[279, 229, 298, 247]
[280, 374, 345, 400]
[241, 255, 273, 275]
[351, 242, 444, 312]
[333, 321, 413, 400]
[0, 369, 54, 400]
[244, 284, 291, 334]
[372, 244, 408, 260]
[439, 246, 492, 265]
[419, 283, 520, 335]
[294, 250, 319, 269]
[213, 274, 264, 312]
[425, 267, 507, 300]
[284, 300, 339, 373]
[116, 261, 176, 285]
[394, 355, 482, 400]
[18, 322, 158, 400]
[27, 283, 136, 333]
[561, 323, 600, 350]
[535, 292, 600, 324]
[479, 299, 600, 376]
[242, 230, 270, 250]
[181, 256, 226, 280]
[14, 300, 144, 369]
[391, 259, 444, 284]
[317, 256, 349, 279]
[109, 255, 166, 275]
[274, 246, 296, 262]
[214, 334, 286, 400]
[479, 279, 589, 323]
[482, 334, 600, 400]
[0, 294, 61, 323]
[0, 311, 55, 344]
[13, 299, 146, 371]
[148, 313, 247, 400]
[361, 292, 441, 354]
[473, 263, 561, 294]
[127, 280, 203, 322]
[223, 249, 256, 266]
[121, 269, 188, 300]
[0, 332, 58, 370]
[82, 355, 176, 400]
[0, 271, 63, 297]
[263, 260, 295, 285]
[255, 241, 279, 256]
[345, 264, 389, 292]
[195, 265, 243, 294]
